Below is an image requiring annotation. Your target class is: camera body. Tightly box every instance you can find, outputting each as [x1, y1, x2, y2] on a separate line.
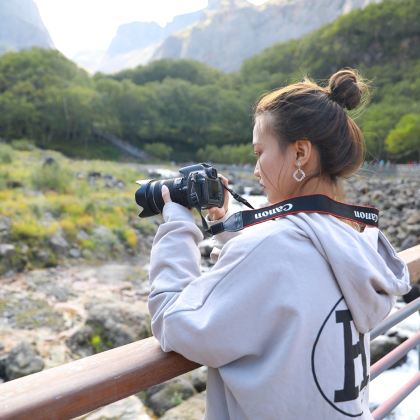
[135, 163, 224, 218]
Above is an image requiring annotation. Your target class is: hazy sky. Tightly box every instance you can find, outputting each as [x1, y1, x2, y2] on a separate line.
[34, 0, 269, 58]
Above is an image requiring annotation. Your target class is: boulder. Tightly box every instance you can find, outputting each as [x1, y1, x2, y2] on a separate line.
[49, 230, 70, 252]
[91, 226, 124, 256]
[0, 217, 11, 236]
[67, 302, 151, 356]
[143, 377, 196, 416]
[5, 342, 45, 380]
[160, 391, 206, 420]
[77, 396, 151, 420]
[69, 248, 82, 258]
[400, 234, 417, 250]
[0, 244, 15, 257]
[188, 367, 207, 393]
[370, 331, 408, 368]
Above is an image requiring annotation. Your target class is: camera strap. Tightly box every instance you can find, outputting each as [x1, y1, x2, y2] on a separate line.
[207, 194, 379, 235]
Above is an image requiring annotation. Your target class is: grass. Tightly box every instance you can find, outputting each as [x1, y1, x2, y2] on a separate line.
[0, 143, 158, 273]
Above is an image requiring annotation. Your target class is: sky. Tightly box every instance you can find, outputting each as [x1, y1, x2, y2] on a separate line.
[34, 0, 269, 58]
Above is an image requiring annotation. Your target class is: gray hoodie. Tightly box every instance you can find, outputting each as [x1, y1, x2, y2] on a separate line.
[148, 201, 410, 420]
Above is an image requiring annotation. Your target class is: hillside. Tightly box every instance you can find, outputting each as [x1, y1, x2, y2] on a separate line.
[0, 0, 418, 161]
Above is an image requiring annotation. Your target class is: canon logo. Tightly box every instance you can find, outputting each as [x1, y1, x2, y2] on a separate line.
[354, 211, 378, 222]
[254, 203, 293, 220]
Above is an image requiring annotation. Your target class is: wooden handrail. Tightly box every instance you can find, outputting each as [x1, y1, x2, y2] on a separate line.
[399, 244, 420, 283]
[0, 338, 199, 420]
[0, 245, 419, 419]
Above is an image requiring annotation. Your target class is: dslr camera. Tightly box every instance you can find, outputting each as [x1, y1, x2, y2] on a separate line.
[135, 163, 225, 218]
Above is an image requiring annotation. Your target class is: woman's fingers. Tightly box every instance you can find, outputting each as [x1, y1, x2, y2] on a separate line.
[207, 174, 229, 221]
[161, 185, 172, 204]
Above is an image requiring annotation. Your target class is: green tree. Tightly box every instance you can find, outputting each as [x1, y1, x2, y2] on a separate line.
[144, 142, 173, 160]
[385, 113, 420, 156]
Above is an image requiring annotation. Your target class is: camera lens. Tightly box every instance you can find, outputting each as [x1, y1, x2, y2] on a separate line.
[135, 178, 187, 218]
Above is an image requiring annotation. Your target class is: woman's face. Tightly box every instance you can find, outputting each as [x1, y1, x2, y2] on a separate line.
[252, 114, 296, 204]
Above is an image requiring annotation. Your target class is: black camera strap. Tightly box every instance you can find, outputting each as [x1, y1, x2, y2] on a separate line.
[207, 194, 379, 235]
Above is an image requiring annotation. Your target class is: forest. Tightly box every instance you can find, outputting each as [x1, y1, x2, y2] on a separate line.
[0, 0, 418, 162]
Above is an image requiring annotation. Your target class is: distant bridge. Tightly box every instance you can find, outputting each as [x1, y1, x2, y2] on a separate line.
[93, 129, 151, 161]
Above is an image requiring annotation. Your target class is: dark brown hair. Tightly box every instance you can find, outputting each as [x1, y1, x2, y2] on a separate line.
[254, 69, 369, 182]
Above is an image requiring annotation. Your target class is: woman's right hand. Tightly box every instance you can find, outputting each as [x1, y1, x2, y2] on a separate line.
[207, 174, 229, 221]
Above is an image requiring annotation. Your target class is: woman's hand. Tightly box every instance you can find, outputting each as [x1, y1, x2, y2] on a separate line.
[161, 185, 172, 204]
[207, 174, 230, 221]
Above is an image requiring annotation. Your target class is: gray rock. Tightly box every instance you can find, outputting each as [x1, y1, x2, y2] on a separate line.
[91, 226, 124, 256]
[160, 391, 206, 420]
[0, 244, 15, 257]
[370, 332, 408, 368]
[26, 273, 73, 301]
[189, 367, 207, 393]
[49, 230, 69, 251]
[77, 396, 151, 420]
[67, 302, 151, 356]
[5, 342, 45, 380]
[69, 248, 82, 258]
[406, 211, 420, 225]
[76, 230, 90, 241]
[34, 248, 57, 268]
[0, 217, 11, 236]
[401, 234, 417, 250]
[145, 378, 196, 416]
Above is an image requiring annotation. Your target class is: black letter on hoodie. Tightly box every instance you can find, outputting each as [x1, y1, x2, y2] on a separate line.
[334, 310, 369, 403]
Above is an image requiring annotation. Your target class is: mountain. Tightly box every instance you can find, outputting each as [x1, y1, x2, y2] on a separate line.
[0, 0, 54, 54]
[153, 0, 383, 71]
[98, 9, 206, 73]
[98, 0, 381, 74]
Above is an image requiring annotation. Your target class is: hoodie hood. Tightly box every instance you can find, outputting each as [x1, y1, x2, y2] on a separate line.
[287, 212, 411, 334]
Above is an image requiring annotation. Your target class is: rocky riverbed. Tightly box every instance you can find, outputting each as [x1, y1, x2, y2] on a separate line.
[0, 168, 419, 418]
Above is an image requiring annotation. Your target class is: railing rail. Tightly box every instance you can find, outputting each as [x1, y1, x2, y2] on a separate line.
[0, 338, 199, 420]
[0, 245, 419, 420]
[371, 296, 420, 340]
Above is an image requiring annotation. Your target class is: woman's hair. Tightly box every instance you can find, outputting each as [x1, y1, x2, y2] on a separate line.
[254, 69, 369, 182]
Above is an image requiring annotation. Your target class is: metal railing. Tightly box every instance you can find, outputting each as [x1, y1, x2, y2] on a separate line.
[0, 245, 419, 420]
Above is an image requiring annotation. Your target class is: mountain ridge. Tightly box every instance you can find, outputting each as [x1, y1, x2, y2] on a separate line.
[0, 0, 54, 54]
[98, 0, 382, 73]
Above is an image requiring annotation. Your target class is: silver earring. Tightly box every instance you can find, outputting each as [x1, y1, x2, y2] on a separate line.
[293, 160, 306, 182]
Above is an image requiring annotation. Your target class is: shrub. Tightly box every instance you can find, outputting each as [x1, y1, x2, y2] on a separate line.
[59, 218, 77, 239]
[11, 217, 59, 240]
[119, 228, 138, 249]
[0, 143, 13, 164]
[144, 143, 173, 161]
[196, 144, 254, 164]
[11, 139, 35, 151]
[31, 161, 74, 193]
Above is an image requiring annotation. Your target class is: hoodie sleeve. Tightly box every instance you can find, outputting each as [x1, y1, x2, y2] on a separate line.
[148, 202, 276, 368]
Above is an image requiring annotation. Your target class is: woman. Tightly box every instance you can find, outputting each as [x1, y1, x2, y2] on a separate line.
[148, 69, 410, 419]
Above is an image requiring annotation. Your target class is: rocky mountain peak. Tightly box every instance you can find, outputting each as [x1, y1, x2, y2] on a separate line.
[0, 0, 54, 54]
[207, 0, 251, 10]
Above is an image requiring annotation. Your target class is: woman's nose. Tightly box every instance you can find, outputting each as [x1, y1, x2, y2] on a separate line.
[254, 162, 260, 178]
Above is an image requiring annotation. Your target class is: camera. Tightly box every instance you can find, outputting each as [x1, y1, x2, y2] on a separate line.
[135, 163, 225, 218]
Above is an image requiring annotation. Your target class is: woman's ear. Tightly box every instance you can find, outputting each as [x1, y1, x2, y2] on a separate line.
[293, 140, 312, 166]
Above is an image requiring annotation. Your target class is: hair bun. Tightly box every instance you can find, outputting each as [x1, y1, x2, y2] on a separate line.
[328, 69, 367, 110]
